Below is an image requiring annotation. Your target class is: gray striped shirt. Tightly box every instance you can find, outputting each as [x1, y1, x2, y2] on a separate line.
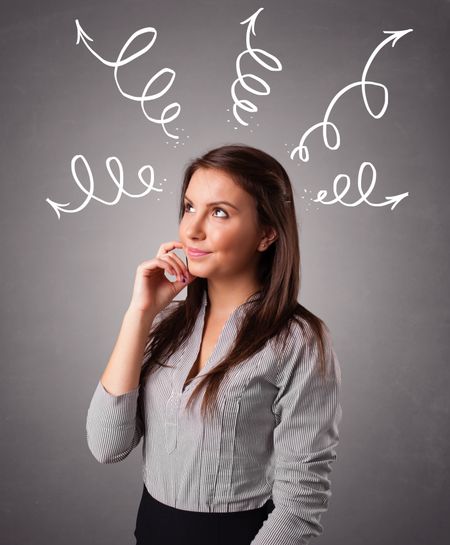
[86, 291, 342, 544]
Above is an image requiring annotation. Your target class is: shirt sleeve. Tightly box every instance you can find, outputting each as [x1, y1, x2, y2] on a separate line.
[85, 380, 144, 464]
[85, 300, 180, 463]
[250, 319, 342, 545]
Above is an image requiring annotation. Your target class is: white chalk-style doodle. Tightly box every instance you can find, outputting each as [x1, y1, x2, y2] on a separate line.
[45, 155, 162, 219]
[231, 7, 282, 126]
[290, 28, 413, 162]
[47, 17, 414, 218]
[289, 28, 413, 209]
[75, 19, 181, 140]
[313, 161, 409, 210]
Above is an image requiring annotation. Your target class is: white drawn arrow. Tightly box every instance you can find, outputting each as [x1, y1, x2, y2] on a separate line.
[46, 155, 162, 219]
[231, 8, 282, 126]
[314, 161, 409, 210]
[291, 29, 413, 162]
[75, 19, 181, 139]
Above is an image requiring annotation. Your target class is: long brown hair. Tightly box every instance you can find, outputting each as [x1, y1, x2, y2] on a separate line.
[139, 143, 332, 420]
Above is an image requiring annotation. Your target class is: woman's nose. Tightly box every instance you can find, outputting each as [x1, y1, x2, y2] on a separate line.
[184, 216, 206, 237]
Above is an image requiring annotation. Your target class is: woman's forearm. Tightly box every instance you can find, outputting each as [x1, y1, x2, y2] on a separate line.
[100, 306, 156, 396]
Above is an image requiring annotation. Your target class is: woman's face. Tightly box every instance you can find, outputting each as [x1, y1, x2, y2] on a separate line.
[179, 167, 264, 282]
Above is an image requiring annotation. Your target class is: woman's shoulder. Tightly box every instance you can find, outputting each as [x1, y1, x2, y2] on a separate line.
[275, 312, 337, 379]
[273, 311, 321, 347]
[152, 299, 183, 326]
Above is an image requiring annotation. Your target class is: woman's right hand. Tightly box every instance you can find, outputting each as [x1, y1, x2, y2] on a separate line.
[128, 241, 197, 315]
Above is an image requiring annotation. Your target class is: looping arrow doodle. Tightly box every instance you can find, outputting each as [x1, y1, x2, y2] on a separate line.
[74, 18, 181, 140]
[45, 10, 414, 218]
[290, 29, 413, 162]
[231, 7, 283, 126]
[314, 161, 409, 210]
[45, 155, 162, 220]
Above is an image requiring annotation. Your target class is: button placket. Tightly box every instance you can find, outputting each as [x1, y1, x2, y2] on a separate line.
[164, 390, 181, 453]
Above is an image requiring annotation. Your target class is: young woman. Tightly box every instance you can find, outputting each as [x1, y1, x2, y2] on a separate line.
[86, 144, 342, 545]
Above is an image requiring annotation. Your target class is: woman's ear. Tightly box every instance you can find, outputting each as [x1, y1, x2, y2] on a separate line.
[258, 228, 278, 251]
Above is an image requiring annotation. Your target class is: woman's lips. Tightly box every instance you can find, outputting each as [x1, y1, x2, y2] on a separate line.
[187, 248, 212, 258]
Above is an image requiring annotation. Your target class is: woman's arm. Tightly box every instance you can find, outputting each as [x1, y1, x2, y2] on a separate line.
[250, 320, 342, 545]
[85, 243, 192, 463]
[85, 307, 156, 464]
[100, 306, 156, 396]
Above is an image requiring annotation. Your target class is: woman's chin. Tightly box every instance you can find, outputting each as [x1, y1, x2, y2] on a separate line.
[188, 272, 209, 280]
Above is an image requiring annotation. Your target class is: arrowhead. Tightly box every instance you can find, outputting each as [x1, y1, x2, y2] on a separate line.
[385, 192, 409, 209]
[75, 18, 94, 46]
[240, 7, 264, 36]
[383, 29, 413, 47]
[45, 198, 71, 220]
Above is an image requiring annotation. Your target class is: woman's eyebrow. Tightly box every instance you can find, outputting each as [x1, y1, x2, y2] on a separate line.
[184, 195, 240, 211]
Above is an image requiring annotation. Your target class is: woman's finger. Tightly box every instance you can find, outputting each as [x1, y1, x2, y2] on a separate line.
[156, 241, 184, 258]
[159, 252, 189, 280]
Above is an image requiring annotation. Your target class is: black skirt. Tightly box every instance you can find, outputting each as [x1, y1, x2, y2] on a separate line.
[134, 483, 275, 545]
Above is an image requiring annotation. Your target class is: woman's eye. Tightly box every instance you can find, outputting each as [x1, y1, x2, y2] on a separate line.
[183, 203, 228, 218]
[213, 208, 228, 218]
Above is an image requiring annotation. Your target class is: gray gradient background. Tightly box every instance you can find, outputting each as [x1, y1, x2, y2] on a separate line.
[1, 0, 449, 543]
